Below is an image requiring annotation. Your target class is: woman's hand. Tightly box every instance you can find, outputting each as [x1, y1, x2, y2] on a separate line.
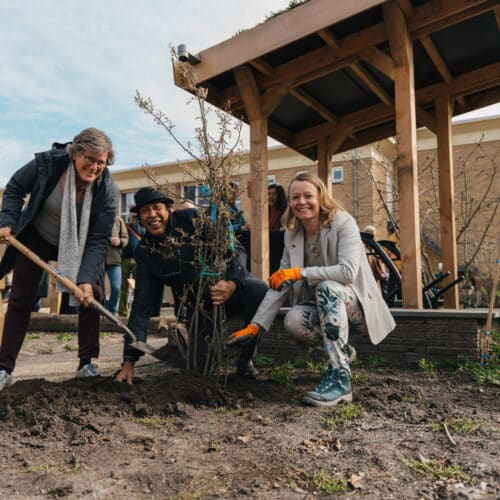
[0, 227, 13, 245]
[115, 361, 135, 384]
[74, 283, 94, 307]
[268, 267, 302, 290]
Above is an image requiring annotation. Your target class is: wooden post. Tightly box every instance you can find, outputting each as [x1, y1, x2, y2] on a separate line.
[384, 1, 423, 309]
[436, 95, 459, 307]
[317, 136, 331, 195]
[234, 65, 270, 280]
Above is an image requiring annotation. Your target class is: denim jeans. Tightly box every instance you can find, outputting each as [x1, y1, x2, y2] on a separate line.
[105, 264, 122, 315]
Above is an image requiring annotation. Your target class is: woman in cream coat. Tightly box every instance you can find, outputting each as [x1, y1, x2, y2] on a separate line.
[229, 172, 395, 407]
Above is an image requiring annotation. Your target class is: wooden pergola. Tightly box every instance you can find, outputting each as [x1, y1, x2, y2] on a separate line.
[173, 0, 500, 309]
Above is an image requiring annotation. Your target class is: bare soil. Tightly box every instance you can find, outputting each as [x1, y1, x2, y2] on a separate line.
[0, 332, 498, 499]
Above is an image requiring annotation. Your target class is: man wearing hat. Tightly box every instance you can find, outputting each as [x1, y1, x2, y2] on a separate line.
[115, 187, 268, 384]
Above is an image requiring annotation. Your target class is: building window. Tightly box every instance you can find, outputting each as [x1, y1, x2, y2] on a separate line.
[182, 184, 212, 207]
[332, 166, 344, 184]
[121, 192, 136, 220]
[267, 175, 276, 185]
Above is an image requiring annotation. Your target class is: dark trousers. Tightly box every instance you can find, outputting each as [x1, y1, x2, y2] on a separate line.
[0, 227, 102, 373]
[185, 277, 268, 371]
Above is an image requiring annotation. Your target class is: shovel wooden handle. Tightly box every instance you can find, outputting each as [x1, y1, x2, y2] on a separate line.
[8, 236, 82, 296]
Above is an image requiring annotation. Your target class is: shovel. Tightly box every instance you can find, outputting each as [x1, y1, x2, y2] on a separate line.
[7, 236, 170, 361]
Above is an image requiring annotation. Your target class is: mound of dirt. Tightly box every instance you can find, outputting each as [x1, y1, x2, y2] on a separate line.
[0, 361, 498, 498]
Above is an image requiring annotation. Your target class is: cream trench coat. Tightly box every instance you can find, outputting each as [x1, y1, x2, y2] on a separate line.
[252, 211, 396, 345]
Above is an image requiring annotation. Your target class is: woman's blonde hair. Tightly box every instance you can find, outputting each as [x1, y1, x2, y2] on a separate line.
[283, 172, 344, 232]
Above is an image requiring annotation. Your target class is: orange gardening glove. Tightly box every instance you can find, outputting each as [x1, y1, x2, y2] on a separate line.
[227, 324, 260, 346]
[268, 267, 302, 290]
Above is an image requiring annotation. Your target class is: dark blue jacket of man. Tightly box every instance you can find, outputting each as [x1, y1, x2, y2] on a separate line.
[123, 208, 268, 374]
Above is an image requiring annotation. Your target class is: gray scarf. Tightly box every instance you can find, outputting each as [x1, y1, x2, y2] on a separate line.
[57, 162, 93, 305]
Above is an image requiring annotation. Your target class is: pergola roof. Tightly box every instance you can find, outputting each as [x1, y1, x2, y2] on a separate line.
[174, 0, 499, 160]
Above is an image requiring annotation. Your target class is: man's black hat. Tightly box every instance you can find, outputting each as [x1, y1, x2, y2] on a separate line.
[131, 187, 174, 213]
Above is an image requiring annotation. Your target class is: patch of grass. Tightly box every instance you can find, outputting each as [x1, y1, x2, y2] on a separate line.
[312, 470, 346, 494]
[366, 355, 385, 367]
[269, 361, 294, 385]
[419, 357, 438, 377]
[292, 357, 325, 372]
[322, 402, 364, 429]
[64, 344, 78, 352]
[56, 332, 73, 342]
[99, 332, 112, 338]
[403, 458, 467, 481]
[37, 348, 53, 355]
[402, 392, 422, 403]
[255, 354, 276, 367]
[459, 359, 499, 386]
[433, 417, 480, 435]
[27, 464, 55, 473]
[25, 334, 41, 340]
[207, 440, 223, 453]
[136, 416, 171, 428]
[351, 372, 369, 384]
[68, 454, 81, 474]
[215, 406, 239, 415]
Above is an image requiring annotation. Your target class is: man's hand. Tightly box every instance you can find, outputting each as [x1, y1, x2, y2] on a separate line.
[115, 361, 135, 384]
[74, 283, 94, 307]
[227, 323, 260, 346]
[210, 280, 237, 306]
[110, 237, 121, 247]
[0, 227, 13, 245]
[268, 267, 302, 290]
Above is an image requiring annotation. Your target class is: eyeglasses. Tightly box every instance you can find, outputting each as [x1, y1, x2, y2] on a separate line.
[82, 154, 107, 168]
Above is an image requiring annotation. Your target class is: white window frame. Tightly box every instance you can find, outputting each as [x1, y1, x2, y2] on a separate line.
[331, 165, 344, 184]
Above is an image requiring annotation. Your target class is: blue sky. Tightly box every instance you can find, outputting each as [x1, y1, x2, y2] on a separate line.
[0, 0, 291, 186]
[1, 1, 498, 187]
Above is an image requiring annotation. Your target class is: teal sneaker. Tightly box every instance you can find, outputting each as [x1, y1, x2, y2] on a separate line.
[303, 366, 352, 407]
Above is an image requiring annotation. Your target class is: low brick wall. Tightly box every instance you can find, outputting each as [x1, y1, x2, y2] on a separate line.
[27, 308, 498, 366]
[237, 308, 499, 366]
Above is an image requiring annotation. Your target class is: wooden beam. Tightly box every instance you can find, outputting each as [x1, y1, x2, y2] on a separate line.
[317, 137, 332, 195]
[435, 95, 459, 308]
[261, 81, 293, 118]
[293, 62, 500, 148]
[250, 57, 338, 123]
[419, 34, 466, 107]
[233, 64, 270, 279]
[233, 65, 261, 122]
[384, 1, 423, 309]
[249, 116, 270, 280]
[415, 106, 437, 134]
[239, 0, 494, 92]
[192, 0, 386, 83]
[328, 128, 351, 155]
[395, 0, 414, 17]
[360, 47, 395, 80]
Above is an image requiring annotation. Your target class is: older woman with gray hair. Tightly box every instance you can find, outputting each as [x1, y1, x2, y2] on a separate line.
[0, 128, 119, 391]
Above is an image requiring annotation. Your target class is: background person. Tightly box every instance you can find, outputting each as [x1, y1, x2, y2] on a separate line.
[115, 187, 268, 384]
[0, 128, 119, 391]
[117, 210, 145, 317]
[229, 173, 395, 407]
[104, 215, 128, 315]
[268, 183, 287, 231]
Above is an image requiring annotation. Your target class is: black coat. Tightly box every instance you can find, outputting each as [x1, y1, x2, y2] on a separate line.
[0, 142, 119, 285]
[124, 209, 250, 357]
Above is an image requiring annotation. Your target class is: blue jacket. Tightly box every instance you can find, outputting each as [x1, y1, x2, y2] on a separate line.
[122, 222, 145, 259]
[0, 142, 119, 285]
[124, 208, 250, 360]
